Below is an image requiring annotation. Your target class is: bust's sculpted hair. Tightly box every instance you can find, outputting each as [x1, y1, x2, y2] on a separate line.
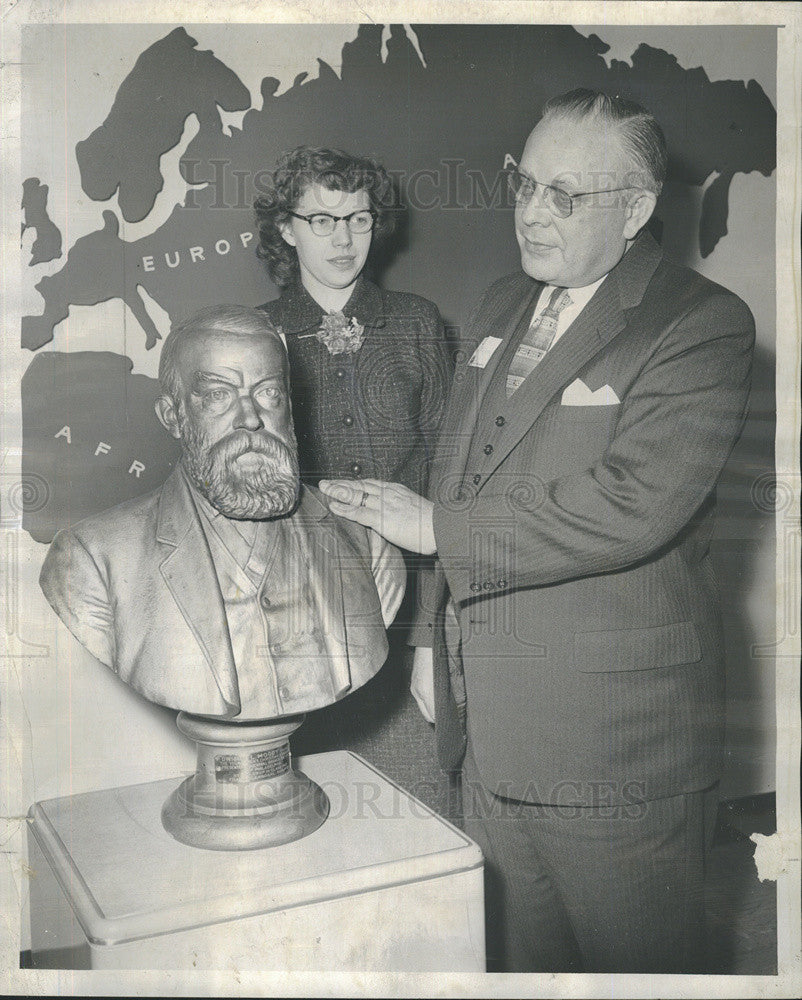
[254, 146, 397, 288]
[542, 88, 668, 196]
[158, 304, 286, 402]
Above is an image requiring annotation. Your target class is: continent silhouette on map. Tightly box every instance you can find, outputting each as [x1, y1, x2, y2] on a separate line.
[21, 23, 776, 541]
[22, 210, 162, 351]
[22, 351, 180, 544]
[24, 25, 775, 353]
[76, 26, 251, 224]
[21, 178, 62, 265]
[612, 42, 776, 256]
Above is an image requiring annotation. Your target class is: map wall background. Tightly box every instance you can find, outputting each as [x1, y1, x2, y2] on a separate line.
[6, 24, 778, 900]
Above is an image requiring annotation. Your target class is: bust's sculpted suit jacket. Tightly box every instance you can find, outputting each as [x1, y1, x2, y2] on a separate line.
[40, 469, 405, 719]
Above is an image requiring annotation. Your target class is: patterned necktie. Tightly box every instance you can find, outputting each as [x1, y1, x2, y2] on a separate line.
[505, 286, 572, 396]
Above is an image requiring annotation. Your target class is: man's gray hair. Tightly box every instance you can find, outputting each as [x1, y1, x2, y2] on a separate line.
[158, 304, 286, 401]
[542, 88, 668, 196]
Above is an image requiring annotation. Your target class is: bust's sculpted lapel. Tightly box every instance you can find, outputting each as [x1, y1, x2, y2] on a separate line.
[288, 487, 350, 693]
[156, 469, 240, 712]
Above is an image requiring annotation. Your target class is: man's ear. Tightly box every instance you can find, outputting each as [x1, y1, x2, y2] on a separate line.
[623, 189, 657, 240]
[155, 395, 182, 440]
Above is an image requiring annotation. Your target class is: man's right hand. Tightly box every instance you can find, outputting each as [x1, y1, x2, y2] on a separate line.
[319, 479, 436, 555]
[411, 646, 435, 723]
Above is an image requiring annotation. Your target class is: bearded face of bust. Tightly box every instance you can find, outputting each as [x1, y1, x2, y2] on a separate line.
[158, 323, 301, 520]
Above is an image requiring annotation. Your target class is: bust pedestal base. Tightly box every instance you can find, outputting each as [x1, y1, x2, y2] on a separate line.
[26, 751, 485, 972]
[161, 712, 328, 851]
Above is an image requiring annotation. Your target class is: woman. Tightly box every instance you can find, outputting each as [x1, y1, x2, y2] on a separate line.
[254, 147, 455, 817]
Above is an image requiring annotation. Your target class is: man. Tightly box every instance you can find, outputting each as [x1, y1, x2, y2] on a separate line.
[320, 89, 755, 972]
[40, 305, 405, 721]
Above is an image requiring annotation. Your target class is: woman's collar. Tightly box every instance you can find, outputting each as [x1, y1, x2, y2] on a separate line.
[276, 276, 386, 335]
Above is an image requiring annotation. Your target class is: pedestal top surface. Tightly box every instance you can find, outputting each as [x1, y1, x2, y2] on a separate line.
[28, 751, 481, 945]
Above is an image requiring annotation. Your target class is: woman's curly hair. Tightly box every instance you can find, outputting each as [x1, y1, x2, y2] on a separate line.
[254, 146, 397, 288]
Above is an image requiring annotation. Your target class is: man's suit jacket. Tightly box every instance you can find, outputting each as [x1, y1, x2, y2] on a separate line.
[427, 231, 755, 805]
[40, 469, 405, 719]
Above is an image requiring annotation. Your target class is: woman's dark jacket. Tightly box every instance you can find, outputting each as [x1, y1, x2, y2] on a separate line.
[259, 277, 451, 494]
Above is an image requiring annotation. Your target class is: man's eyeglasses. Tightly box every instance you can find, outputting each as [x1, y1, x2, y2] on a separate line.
[507, 168, 636, 219]
[288, 209, 377, 237]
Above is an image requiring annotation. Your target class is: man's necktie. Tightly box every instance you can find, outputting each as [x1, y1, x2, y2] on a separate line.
[505, 286, 572, 396]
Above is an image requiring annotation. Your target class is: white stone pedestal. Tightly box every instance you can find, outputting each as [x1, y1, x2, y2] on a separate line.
[26, 751, 485, 971]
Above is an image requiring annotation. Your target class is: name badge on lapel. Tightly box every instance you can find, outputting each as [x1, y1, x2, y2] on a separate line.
[468, 336, 503, 368]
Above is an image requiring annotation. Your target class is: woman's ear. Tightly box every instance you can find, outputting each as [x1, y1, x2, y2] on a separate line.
[279, 219, 297, 247]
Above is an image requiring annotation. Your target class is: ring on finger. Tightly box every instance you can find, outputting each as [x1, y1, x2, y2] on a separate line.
[359, 490, 369, 508]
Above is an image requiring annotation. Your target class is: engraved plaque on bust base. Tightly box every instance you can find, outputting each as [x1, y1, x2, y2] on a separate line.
[160, 713, 329, 850]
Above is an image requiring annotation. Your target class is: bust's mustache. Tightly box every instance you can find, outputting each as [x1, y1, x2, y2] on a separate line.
[211, 428, 294, 468]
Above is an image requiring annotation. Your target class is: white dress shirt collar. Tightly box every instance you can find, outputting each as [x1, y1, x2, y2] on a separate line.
[531, 273, 607, 347]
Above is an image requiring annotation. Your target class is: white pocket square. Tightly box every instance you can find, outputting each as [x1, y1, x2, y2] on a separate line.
[561, 378, 620, 406]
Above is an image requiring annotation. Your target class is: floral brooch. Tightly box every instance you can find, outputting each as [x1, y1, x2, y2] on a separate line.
[300, 311, 365, 356]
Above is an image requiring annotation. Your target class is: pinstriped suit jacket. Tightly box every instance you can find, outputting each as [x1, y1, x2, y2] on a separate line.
[426, 231, 755, 804]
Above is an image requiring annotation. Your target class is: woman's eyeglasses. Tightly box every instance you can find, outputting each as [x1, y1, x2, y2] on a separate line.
[288, 209, 377, 236]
